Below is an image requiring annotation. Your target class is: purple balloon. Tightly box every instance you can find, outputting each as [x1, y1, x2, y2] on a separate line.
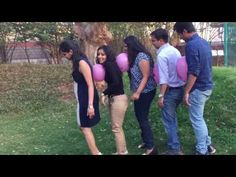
[153, 64, 159, 84]
[93, 64, 105, 81]
[176, 56, 188, 81]
[116, 53, 129, 72]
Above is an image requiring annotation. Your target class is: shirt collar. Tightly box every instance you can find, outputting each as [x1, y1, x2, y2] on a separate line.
[156, 43, 170, 56]
[187, 33, 199, 42]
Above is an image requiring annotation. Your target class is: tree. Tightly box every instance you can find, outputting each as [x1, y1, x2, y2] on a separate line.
[32, 22, 75, 64]
[193, 22, 223, 42]
[0, 23, 16, 63]
[74, 22, 112, 64]
[12, 22, 36, 63]
[107, 22, 175, 56]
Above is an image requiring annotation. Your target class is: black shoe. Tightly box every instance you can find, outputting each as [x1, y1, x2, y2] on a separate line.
[208, 145, 216, 155]
[142, 146, 158, 155]
[163, 150, 184, 155]
[138, 143, 146, 149]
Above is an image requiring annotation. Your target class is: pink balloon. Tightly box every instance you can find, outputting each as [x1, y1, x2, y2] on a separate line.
[93, 64, 105, 81]
[176, 56, 188, 81]
[116, 53, 129, 72]
[153, 64, 159, 84]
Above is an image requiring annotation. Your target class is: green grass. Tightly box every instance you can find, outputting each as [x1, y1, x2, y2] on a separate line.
[0, 64, 236, 155]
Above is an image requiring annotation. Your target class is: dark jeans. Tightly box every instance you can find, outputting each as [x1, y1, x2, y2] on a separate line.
[134, 89, 156, 150]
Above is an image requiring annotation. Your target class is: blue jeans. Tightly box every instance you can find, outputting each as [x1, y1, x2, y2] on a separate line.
[189, 89, 212, 154]
[161, 87, 184, 152]
[134, 89, 156, 150]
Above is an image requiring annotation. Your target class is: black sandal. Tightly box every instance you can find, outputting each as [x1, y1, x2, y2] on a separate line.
[137, 143, 146, 149]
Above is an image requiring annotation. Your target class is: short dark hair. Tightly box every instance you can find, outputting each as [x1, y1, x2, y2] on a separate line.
[150, 28, 169, 43]
[173, 22, 196, 33]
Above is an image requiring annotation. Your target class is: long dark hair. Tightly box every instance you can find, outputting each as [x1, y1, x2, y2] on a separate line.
[59, 39, 88, 71]
[96, 45, 121, 74]
[124, 36, 154, 79]
[123, 35, 154, 68]
[96, 45, 116, 64]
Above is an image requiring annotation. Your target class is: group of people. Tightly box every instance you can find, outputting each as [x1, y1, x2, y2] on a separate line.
[59, 22, 216, 155]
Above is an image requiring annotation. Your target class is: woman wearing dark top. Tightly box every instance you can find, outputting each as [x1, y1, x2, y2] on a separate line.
[59, 39, 101, 155]
[96, 45, 128, 155]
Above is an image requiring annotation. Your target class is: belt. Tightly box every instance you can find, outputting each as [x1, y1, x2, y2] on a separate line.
[168, 86, 184, 90]
[109, 94, 123, 98]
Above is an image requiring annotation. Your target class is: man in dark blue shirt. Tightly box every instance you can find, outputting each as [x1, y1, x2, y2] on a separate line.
[173, 22, 216, 155]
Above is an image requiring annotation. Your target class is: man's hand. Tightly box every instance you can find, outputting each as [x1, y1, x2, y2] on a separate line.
[158, 97, 164, 108]
[183, 93, 191, 106]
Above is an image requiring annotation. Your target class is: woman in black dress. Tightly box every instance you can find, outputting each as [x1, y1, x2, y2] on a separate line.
[59, 40, 101, 155]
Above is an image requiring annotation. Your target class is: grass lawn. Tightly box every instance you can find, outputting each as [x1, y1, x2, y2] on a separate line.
[0, 64, 236, 155]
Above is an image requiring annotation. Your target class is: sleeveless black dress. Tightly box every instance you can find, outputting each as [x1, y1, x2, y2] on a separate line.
[72, 58, 100, 127]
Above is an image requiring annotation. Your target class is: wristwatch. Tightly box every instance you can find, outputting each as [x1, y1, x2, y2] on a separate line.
[158, 93, 164, 98]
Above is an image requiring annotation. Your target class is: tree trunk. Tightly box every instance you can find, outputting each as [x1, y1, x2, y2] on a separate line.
[24, 41, 30, 63]
[74, 22, 112, 64]
[8, 44, 17, 64]
[0, 44, 7, 63]
[41, 47, 51, 64]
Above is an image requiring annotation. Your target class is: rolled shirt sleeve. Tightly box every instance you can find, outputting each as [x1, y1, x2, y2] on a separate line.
[186, 43, 200, 77]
